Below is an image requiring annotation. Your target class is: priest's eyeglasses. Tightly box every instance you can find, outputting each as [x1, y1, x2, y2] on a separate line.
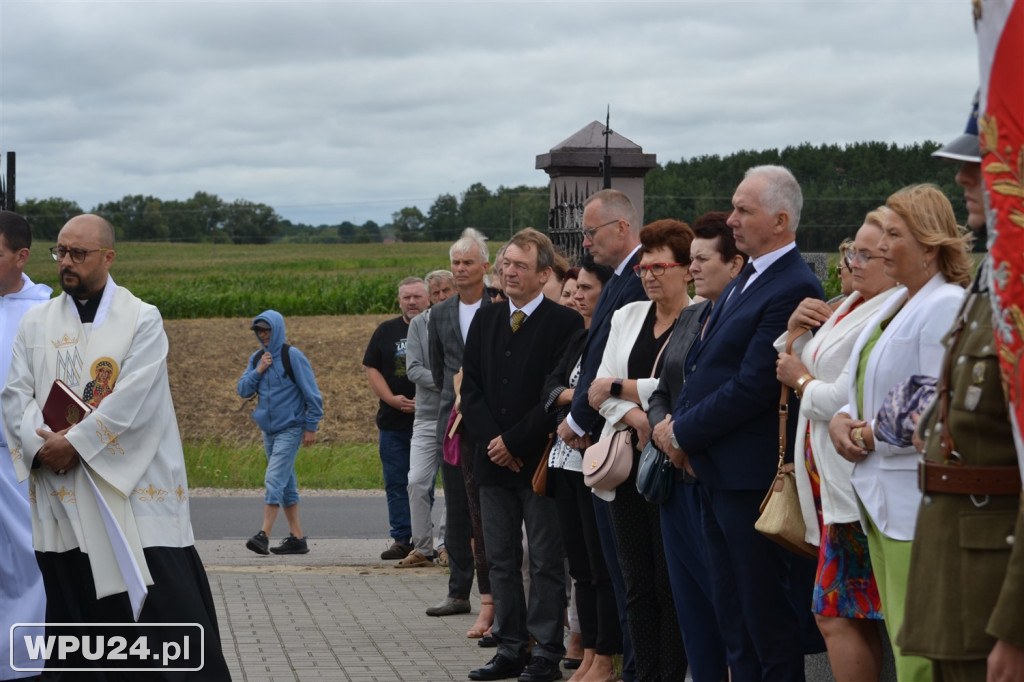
[50, 246, 111, 263]
[633, 262, 684, 279]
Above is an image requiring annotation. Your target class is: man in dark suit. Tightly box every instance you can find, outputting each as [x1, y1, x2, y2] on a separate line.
[556, 189, 646, 451]
[425, 228, 492, 618]
[462, 229, 583, 682]
[672, 165, 825, 681]
[554, 189, 646, 680]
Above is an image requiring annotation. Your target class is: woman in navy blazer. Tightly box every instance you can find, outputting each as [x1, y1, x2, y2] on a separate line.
[648, 213, 743, 682]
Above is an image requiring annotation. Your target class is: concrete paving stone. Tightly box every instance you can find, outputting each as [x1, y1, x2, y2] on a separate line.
[206, 566, 850, 682]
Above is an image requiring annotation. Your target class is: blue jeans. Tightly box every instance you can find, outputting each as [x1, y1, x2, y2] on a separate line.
[263, 425, 303, 506]
[379, 429, 412, 544]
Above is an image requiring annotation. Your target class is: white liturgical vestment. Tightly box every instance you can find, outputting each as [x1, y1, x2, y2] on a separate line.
[0, 273, 51, 680]
[2, 276, 195, 600]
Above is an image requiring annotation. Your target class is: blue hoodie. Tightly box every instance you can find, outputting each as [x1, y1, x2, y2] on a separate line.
[237, 310, 323, 435]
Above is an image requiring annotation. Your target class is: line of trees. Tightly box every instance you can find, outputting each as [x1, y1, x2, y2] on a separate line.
[15, 141, 962, 249]
[643, 141, 963, 252]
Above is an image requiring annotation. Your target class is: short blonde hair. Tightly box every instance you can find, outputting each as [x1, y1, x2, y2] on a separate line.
[885, 184, 972, 287]
[863, 207, 888, 230]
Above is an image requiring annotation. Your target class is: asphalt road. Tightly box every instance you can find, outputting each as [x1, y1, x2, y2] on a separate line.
[190, 494, 443, 541]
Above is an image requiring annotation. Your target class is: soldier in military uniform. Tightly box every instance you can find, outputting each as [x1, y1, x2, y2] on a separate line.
[899, 97, 1024, 682]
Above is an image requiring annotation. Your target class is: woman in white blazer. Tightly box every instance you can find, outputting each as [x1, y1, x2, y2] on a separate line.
[829, 185, 973, 682]
[775, 212, 897, 681]
[589, 220, 694, 682]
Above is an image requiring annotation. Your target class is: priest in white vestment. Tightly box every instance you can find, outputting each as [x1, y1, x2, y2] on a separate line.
[1, 214, 229, 680]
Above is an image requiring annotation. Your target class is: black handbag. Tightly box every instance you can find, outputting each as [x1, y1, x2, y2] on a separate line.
[636, 440, 675, 504]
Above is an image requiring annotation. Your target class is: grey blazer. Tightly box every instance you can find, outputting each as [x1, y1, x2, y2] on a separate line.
[647, 300, 710, 428]
[428, 291, 491, 446]
[405, 308, 441, 421]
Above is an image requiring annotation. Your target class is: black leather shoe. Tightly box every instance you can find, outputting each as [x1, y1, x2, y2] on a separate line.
[477, 633, 498, 648]
[468, 653, 525, 681]
[517, 656, 562, 682]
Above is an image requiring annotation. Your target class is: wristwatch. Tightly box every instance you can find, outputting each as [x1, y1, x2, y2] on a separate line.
[610, 379, 623, 398]
[794, 374, 814, 399]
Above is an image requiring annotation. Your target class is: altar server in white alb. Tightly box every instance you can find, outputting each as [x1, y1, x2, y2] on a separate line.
[1, 213, 230, 679]
[0, 211, 52, 680]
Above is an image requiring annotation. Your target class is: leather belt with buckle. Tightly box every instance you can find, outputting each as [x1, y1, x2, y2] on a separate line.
[918, 459, 1023, 496]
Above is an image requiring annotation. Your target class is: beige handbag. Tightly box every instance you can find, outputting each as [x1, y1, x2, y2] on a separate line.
[583, 331, 672, 493]
[583, 429, 633, 491]
[754, 331, 817, 559]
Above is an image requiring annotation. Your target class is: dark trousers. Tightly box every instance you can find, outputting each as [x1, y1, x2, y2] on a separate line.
[378, 429, 412, 543]
[441, 461, 474, 599]
[699, 486, 806, 682]
[593, 495, 637, 681]
[480, 484, 566, 663]
[660, 480, 727, 682]
[609, 468, 687, 681]
[550, 467, 621, 655]
[36, 546, 230, 681]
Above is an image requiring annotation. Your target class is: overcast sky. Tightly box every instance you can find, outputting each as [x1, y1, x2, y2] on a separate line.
[0, 1, 980, 228]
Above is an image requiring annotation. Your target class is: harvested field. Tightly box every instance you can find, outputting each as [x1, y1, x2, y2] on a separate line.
[166, 315, 391, 446]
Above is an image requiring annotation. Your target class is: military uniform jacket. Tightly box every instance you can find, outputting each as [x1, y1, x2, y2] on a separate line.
[900, 273, 1024, 658]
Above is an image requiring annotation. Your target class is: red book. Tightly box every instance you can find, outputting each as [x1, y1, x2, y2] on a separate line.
[42, 380, 93, 431]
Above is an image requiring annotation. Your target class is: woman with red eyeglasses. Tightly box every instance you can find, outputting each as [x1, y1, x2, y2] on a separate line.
[587, 219, 696, 681]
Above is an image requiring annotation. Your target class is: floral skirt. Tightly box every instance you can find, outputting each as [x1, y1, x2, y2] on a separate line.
[806, 428, 883, 619]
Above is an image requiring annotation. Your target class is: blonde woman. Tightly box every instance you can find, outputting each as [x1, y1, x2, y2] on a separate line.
[775, 212, 898, 681]
[829, 185, 972, 681]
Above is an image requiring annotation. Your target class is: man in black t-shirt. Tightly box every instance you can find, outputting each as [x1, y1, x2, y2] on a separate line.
[363, 276, 429, 560]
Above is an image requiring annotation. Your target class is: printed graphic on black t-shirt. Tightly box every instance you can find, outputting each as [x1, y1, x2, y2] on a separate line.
[393, 337, 408, 378]
[363, 316, 415, 431]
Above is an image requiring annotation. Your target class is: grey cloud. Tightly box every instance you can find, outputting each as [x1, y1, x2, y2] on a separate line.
[0, 1, 982, 226]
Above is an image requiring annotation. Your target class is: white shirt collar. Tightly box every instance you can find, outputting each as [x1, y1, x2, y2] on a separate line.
[508, 291, 545, 322]
[614, 244, 642, 276]
[748, 241, 796, 275]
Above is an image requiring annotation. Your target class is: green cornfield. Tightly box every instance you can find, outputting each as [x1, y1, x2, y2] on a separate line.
[25, 241, 456, 319]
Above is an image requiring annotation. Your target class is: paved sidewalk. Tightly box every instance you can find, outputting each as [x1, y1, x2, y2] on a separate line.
[210, 569, 489, 681]
[199, 538, 861, 682]
[204, 539, 503, 682]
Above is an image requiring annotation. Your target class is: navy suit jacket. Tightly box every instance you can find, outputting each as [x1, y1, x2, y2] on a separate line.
[568, 250, 648, 437]
[672, 247, 824, 490]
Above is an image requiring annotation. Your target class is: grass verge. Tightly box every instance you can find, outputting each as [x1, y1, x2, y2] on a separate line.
[184, 439, 384, 489]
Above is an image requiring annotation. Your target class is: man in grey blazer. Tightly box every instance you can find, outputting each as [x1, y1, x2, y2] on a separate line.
[399, 269, 456, 568]
[426, 229, 493, 618]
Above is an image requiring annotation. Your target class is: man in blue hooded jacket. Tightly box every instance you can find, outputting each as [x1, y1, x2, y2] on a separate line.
[238, 310, 324, 555]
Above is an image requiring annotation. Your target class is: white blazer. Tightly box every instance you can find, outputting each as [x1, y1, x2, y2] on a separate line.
[773, 288, 897, 545]
[596, 301, 663, 440]
[839, 273, 965, 541]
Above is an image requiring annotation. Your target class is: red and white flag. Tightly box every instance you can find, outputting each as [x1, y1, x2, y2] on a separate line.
[976, 0, 1024, 472]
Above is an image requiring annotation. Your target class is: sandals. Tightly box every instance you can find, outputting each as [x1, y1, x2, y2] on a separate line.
[466, 600, 494, 639]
